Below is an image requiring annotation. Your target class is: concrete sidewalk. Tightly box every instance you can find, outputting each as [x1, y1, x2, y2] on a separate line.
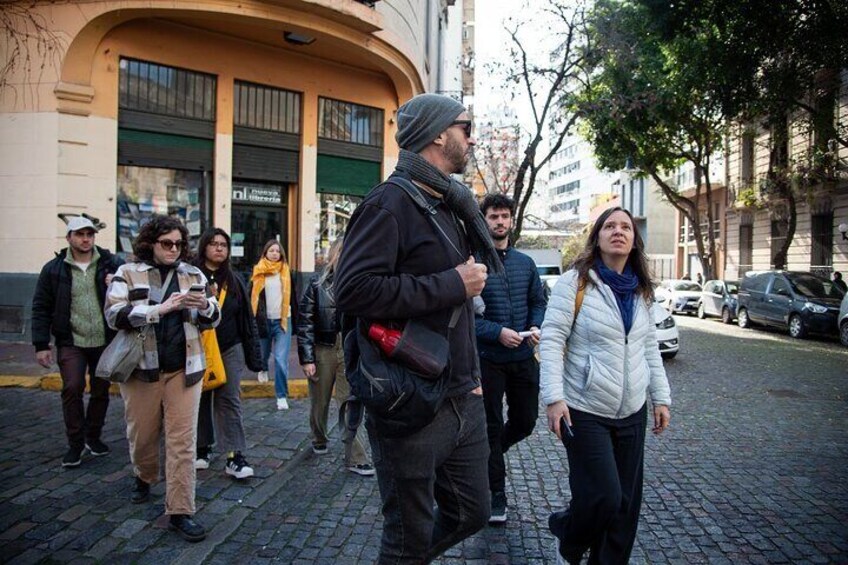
[0, 341, 309, 399]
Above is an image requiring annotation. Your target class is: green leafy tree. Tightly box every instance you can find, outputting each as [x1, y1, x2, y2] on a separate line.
[577, 0, 724, 278]
[635, 0, 848, 269]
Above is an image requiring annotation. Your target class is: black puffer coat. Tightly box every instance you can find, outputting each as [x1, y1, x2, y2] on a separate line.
[296, 274, 339, 365]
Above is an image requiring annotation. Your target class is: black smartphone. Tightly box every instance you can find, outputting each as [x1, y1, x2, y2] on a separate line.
[189, 283, 206, 293]
[560, 416, 574, 447]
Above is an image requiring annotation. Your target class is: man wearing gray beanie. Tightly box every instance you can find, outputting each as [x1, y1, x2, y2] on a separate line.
[336, 93, 497, 563]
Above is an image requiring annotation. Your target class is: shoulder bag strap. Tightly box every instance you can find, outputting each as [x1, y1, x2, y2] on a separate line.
[389, 177, 465, 329]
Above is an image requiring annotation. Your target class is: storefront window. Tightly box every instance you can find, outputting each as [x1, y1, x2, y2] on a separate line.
[116, 166, 210, 258]
[314, 193, 361, 268]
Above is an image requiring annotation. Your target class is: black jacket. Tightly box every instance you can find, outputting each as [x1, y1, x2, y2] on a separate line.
[297, 274, 339, 364]
[31, 246, 124, 351]
[250, 270, 299, 339]
[335, 173, 480, 398]
[229, 274, 265, 372]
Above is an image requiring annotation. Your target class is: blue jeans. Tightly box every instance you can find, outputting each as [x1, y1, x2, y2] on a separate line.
[366, 392, 491, 564]
[261, 318, 291, 399]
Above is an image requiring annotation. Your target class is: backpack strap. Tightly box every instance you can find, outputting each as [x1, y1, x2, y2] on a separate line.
[388, 176, 464, 328]
[574, 278, 586, 322]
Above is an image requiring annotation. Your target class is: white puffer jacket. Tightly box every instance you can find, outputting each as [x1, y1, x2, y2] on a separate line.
[540, 268, 671, 419]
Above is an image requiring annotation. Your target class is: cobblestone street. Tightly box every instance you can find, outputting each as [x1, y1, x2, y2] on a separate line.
[1, 316, 847, 564]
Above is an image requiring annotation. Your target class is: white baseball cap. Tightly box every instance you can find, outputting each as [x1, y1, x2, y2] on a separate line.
[66, 216, 99, 234]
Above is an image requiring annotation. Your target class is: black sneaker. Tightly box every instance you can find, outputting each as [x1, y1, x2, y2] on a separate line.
[62, 445, 84, 468]
[169, 514, 206, 542]
[85, 438, 111, 457]
[225, 452, 254, 479]
[130, 477, 150, 504]
[489, 490, 507, 524]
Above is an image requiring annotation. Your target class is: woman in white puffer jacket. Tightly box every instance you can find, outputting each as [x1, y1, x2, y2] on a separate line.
[541, 207, 671, 565]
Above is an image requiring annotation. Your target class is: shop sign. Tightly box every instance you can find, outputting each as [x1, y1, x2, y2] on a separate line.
[233, 185, 283, 205]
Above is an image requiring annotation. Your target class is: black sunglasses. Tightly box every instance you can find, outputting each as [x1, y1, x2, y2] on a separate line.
[451, 120, 473, 137]
[156, 239, 185, 251]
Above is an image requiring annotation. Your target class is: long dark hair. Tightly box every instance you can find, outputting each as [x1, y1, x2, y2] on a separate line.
[259, 239, 288, 265]
[133, 215, 190, 263]
[194, 227, 241, 300]
[571, 207, 654, 302]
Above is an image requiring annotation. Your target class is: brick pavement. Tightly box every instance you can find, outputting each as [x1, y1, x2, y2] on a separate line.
[1, 317, 847, 563]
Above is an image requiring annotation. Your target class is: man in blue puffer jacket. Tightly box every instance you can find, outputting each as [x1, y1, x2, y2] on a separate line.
[475, 194, 547, 524]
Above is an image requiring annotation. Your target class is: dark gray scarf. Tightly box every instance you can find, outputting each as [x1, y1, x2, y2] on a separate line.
[396, 149, 504, 275]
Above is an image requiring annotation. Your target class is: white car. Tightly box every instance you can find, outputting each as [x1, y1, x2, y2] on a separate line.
[658, 279, 703, 315]
[537, 265, 563, 298]
[653, 301, 679, 359]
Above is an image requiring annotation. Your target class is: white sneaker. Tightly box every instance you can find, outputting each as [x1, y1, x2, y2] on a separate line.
[194, 457, 210, 470]
[276, 397, 289, 410]
[257, 371, 269, 383]
[347, 464, 376, 476]
[225, 452, 254, 480]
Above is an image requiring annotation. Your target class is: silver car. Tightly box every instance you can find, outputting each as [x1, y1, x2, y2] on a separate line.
[840, 293, 848, 347]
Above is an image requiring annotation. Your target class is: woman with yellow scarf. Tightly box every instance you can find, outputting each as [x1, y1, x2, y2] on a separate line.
[250, 240, 297, 410]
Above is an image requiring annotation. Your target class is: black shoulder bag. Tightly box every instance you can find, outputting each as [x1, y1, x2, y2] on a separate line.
[343, 177, 465, 438]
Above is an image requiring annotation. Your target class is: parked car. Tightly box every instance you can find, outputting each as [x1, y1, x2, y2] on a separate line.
[652, 301, 679, 359]
[737, 270, 845, 339]
[537, 264, 563, 299]
[697, 280, 739, 324]
[840, 293, 848, 347]
[657, 279, 703, 315]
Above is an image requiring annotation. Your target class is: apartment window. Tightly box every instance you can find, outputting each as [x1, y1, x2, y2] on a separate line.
[318, 98, 384, 146]
[234, 81, 301, 133]
[739, 224, 753, 276]
[811, 213, 833, 274]
[770, 219, 788, 269]
[119, 59, 216, 120]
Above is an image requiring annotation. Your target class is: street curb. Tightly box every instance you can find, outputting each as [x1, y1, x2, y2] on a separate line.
[0, 374, 309, 399]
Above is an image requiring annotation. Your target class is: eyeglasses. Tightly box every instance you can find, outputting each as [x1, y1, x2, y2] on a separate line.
[451, 120, 473, 138]
[207, 241, 228, 249]
[156, 239, 185, 251]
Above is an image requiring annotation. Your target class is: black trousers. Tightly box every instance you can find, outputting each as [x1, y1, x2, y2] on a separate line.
[480, 356, 539, 493]
[57, 345, 110, 449]
[367, 393, 490, 564]
[550, 404, 647, 565]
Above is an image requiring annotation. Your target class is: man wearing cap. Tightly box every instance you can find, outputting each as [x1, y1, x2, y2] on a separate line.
[336, 93, 501, 563]
[32, 217, 124, 467]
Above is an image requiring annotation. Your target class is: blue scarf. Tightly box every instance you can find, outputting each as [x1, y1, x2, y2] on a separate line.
[594, 258, 639, 335]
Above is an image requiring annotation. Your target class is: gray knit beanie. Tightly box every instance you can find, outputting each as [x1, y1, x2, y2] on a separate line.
[395, 93, 466, 153]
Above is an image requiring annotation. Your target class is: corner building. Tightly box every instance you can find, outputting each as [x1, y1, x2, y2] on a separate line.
[0, 0, 464, 339]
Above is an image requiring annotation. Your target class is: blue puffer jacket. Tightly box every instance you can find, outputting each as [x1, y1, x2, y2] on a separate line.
[475, 247, 547, 363]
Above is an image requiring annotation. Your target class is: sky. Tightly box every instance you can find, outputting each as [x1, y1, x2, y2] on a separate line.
[473, 0, 564, 123]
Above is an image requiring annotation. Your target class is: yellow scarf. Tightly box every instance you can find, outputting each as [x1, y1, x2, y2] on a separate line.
[251, 258, 291, 329]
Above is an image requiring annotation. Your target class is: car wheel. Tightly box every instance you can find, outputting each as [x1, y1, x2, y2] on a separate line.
[697, 303, 706, 319]
[661, 351, 678, 360]
[737, 308, 751, 329]
[721, 307, 733, 325]
[840, 320, 848, 347]
[788, 314, 808, 339]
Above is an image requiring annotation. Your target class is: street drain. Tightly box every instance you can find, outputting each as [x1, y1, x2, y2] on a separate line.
[767, 389, 805, 398]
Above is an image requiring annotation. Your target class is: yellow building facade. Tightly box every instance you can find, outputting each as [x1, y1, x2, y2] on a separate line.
[0, 0, 462, 338]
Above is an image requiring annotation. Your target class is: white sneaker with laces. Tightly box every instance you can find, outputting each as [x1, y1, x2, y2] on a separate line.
[194, 457, 210, 470]
[257, 371, 269, 383]
[276, 397, 289, 410]
[347, 463, 376, 476]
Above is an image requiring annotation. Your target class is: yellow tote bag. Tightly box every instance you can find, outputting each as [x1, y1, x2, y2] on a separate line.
[201, 287, 227, 392]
